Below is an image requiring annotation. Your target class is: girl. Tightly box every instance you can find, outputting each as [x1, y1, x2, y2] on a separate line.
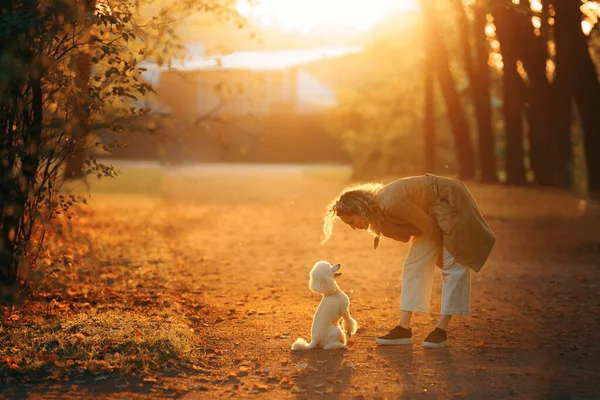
[322, 174, 495, 348]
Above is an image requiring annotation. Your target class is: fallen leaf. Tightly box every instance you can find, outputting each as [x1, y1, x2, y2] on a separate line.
[454, 392, 467, 398]
[5, 356, 17, 365]
[45, 354, 59, 363]
[49, 369, 63, 380]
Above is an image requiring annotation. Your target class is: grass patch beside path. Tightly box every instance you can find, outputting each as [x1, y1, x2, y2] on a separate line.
[0, 307, 204, 383]
[0, 185, 213, 385]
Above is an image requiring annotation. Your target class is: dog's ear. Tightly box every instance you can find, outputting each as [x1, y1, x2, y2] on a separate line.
[334, 272, 342, 278]
[332, 263, 341, 272]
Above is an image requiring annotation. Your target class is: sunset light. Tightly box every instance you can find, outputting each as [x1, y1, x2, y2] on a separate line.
[236, 0, 417, 33]
[5, 0, 600, 397]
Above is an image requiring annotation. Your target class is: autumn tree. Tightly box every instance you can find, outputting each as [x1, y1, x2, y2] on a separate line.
[556, 0, 600, 198]
[454, 0, 497, 182]
[422, 8, 436, 174]
[492, 5, 528, 185]
[421, 0, 476, 181]
[324, 15, 428, 179]
[0, 0, 243, 298]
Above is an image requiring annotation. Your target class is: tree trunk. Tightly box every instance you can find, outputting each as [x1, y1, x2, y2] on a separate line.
[455, 0, 498, 182]
[494, 7, 527, 185]
[1, 3, 43, 290]
[558, 0, 600, 198]
[0, 87, 22, 288]
[547, 0, 573, 188]
[64, 0, 95, 180]
[472, 2, 498, 183]
[423, 0, 476, 180]
[0, 75, 42, 295]
[513, 6, 557, 186]
[423, 6, 436, 173]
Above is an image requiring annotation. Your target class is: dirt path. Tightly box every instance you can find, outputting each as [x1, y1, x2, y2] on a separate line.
[3, 164, 600, 399]
[161, 165, 600, 399]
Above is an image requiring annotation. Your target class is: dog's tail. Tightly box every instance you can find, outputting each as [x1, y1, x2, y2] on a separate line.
[291, 338, 314, 351]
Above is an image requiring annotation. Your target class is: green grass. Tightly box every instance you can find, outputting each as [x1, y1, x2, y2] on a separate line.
[301, 165, 352, 182]
[63, 167, 165, 197]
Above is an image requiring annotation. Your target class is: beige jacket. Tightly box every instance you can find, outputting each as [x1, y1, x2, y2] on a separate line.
[376, 174, 495, 272]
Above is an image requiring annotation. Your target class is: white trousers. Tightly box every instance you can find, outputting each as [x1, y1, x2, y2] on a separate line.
[400, 235, 471, 315]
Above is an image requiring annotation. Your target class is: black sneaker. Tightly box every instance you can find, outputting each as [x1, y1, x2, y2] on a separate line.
[376, 325, 412, 345]
[422, 328, 448, 348]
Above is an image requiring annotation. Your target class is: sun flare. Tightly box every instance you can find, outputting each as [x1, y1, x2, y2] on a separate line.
[236, 0, 417, 33]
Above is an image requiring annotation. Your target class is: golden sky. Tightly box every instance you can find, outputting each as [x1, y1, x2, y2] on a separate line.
[236, 0, 417, 33]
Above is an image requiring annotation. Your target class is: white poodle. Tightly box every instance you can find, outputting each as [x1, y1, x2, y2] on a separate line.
[291, 261, 358, 350]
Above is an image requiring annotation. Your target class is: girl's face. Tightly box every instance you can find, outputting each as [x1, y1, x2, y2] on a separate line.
[338, 213, 369, 230]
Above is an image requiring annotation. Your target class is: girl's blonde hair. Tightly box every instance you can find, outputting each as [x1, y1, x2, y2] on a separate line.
[321, 182, 384, 244]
